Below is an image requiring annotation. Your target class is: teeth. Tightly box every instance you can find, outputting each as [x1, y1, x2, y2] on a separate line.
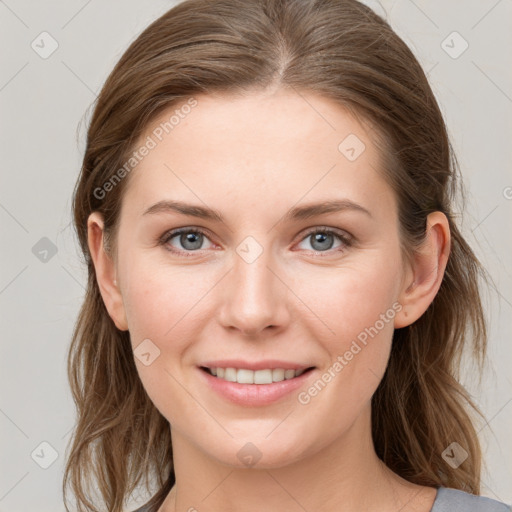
[254, 369, 272, 384]
[224, 368, 237, 382]
[207, 367, 308, 384]
[272, 368, 285, 382]
[237, 369, 254, 384]
[284, 369, 296, 380]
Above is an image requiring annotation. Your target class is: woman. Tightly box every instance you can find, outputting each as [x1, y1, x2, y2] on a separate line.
[62, 0, 511, 511]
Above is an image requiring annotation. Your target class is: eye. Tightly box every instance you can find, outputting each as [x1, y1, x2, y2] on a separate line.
[295, 227, 352, 255]
[160, 228, 215, 255]
[159, 226, 353, 257]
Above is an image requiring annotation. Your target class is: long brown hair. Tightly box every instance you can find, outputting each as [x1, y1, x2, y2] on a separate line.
[63, 0, 489, 510]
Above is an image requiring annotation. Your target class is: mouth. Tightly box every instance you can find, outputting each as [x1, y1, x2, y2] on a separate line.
[197, 360, 317, 406]
[199, 365, 316, 384]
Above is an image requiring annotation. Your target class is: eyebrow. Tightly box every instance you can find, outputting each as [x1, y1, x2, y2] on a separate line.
[142, 199, 372, 222]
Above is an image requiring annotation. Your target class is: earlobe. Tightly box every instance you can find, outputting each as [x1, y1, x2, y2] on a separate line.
[394, 212, 451, 329]
[87, 212, 129, 331]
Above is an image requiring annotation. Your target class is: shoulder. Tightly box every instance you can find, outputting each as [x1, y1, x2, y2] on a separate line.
[432, 487, 511, 512]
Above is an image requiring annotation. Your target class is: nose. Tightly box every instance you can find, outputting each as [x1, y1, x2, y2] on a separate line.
[217, 241, 291, 338]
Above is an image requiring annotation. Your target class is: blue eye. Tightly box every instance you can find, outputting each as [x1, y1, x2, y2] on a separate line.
[159, 226, 352, 257]
[296, 228, 352, 254]
[160, 228, 214, 254]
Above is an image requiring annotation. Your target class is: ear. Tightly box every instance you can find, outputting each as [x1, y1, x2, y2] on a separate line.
[394, 211, 451, 329]
[87, 211, 129, 331]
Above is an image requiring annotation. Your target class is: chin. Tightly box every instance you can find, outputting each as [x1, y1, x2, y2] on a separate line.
[201, 429, 313, 470]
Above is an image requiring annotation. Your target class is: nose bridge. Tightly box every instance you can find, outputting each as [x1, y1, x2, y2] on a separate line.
[218, 236, 289, 335]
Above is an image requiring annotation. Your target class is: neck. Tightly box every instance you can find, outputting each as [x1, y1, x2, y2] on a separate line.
[160, 405, 436, 512]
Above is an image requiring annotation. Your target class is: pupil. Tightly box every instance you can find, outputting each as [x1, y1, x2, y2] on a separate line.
[312, 232, 333, 251]
[182, 232, 202, 250]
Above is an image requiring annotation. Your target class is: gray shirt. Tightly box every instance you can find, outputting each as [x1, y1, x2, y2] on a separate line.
[431, 487, 511, 511]
[132, 486, 511, 511]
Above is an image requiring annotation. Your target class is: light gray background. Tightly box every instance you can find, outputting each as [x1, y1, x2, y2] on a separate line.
[1, 1, 511, 510]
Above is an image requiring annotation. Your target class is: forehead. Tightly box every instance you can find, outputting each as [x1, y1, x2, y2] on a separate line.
[120, 88, 394, 220]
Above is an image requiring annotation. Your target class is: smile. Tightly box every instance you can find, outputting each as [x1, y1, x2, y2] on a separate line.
[200, 366, 314, 384]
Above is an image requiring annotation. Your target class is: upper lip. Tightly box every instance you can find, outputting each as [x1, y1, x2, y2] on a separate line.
[199, 359, 315, 371]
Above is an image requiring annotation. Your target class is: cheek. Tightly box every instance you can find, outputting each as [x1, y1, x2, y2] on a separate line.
[292, 267, 399, 439]
[120, 254, 217, 349]
[298, 255, 401, 346]
[293, 252, 401, 404]
[119, 259, 215, 422]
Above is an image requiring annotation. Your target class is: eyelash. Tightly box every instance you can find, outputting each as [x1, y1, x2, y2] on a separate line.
[158, 226, 353, 258]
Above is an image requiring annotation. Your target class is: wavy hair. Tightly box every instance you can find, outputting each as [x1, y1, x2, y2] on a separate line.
[63, 0, 489, 510]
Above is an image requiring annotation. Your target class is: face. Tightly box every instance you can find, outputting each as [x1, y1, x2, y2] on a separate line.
[98, 88, 413, 468]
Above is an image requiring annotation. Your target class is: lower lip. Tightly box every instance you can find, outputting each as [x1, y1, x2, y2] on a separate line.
[198, 367, 315, 407]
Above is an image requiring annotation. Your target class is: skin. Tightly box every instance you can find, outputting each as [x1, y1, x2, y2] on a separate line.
[88, 87, 450, 512]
